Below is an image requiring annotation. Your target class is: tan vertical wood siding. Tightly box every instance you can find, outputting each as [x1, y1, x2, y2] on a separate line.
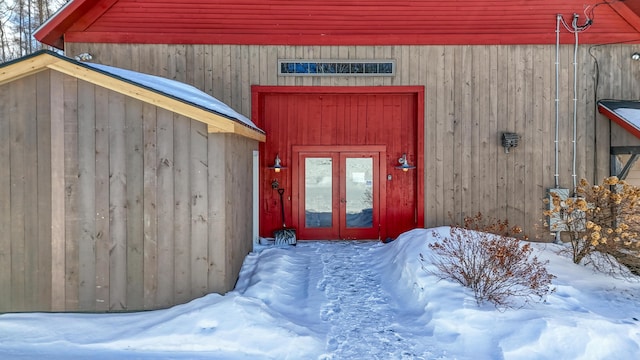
[1, 73, 54, 312]
[65, 43, 640, 238]
[0, 69, 257, 313]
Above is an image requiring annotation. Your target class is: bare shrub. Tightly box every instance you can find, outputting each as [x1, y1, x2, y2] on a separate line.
[452, 212, 528, 240]
[422, 227, 555, 309]
[544, 177, 640, 275]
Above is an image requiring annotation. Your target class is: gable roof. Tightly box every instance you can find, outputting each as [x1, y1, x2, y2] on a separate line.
[35, 0, 640, 49]
[0, 50, 265, 142]
[598, 100, 640, 140]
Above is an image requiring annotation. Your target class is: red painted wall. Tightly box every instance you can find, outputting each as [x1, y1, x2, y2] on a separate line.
[37, 0, 640, 48]
[253, 86, 423, 240]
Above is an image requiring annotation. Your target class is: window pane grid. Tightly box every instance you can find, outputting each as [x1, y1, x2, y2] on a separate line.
[278, 60, 395, 76]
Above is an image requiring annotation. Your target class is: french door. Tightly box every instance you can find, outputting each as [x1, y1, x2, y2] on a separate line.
[293, 146, 384, 240]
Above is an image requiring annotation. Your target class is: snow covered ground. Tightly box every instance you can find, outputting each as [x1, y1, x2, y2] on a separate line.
[0, 227, 639, 359]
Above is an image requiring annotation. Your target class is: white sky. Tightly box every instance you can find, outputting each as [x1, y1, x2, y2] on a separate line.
[0, 227, 639, 359]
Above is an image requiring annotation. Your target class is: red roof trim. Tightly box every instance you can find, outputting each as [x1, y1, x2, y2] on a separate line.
[598, 102, 640, 140]
[64, 31, 640, 47]
[34, 0, 100, 50]
[68, 0, 120, 32]
[36, 0, 640, 49]
[610, 1, 640, 33]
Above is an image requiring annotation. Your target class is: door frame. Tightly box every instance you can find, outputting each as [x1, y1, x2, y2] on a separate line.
[292, 145, 387, 240]
[252, 85, 425, 239]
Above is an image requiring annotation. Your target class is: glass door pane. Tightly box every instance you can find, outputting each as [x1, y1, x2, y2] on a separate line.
[304, 157, 333, 228]
[344, 157, 373, 228]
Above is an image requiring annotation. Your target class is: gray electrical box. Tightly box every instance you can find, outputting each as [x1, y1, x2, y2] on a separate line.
[547, 188, 570, 232]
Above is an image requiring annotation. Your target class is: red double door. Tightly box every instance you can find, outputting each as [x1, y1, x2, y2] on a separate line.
[292, 146, 385, 240]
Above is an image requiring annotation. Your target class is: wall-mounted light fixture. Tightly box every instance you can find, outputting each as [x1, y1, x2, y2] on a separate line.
[74, 52, 93, 61]
[268, 154, 286, 172]
[501, 132, 520, 153]
[395, 153, 416, 172]
[632, 52, 640, 61]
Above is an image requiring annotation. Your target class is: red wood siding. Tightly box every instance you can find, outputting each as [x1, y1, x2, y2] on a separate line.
[37, 0, 640, 48]
[254, 86, 423, 240]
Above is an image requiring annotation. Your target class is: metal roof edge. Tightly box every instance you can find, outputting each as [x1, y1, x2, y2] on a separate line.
[598, 99, 640, 141]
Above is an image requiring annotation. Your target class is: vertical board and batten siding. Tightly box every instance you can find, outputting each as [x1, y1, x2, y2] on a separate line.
[64, 42, 638, 238]
[63, 72, 80, 310]
[0, 68, 256, 313]
[0, 73, 53, 312]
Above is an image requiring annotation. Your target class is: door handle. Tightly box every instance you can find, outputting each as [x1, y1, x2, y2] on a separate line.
[340, 198, 346, 203]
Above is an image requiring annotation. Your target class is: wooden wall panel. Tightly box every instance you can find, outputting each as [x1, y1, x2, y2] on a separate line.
[108, 91, 127, 311]
[125, 98, 144, 310]
[65, 42, 640, 240]
[156, 108, 175, 308]
[23, 74, 39, 311]
[0, 63, 259, 312]
[207, 134, 227, 293]
[173, 114, 192, 305]
[9, 39, 638, 311]
[0, 82, 10, 311]
[190, 121, 209, 299]
[142, 103, 158, 309]
[529, 45, 550, 234]
[35, 71, 53, 311]
[0, 73, 55, 312]
[94, 85, 110, 311]
[50, 71, 66, 311]
[9, 77, 26, 312]
[207, 134, 257, 293]
[77, 80, 96, 311]
[63, 75, 80, 310]
[226, 135, 256, 290]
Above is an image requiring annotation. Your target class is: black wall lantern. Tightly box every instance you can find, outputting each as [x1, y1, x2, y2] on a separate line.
[501, 132, 519, 153]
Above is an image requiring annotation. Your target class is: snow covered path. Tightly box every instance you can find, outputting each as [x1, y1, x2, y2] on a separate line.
[238, 240, 436, 359]
[315, 241, 426, 359]
[1, 228, 639, 359]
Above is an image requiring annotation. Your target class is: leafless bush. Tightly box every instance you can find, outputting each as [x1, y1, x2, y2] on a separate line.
[452, 212, 528, 240]
[422, 227, 555, 309]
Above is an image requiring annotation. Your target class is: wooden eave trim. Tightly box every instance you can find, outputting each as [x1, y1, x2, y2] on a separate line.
[610, 2, 640, 33]
[0, 52, 265, 142]
[598, 103, 640, 140]
[0, 54, 60, 85]
[47, 60, 234, 129]
[47, 60, 265, 141]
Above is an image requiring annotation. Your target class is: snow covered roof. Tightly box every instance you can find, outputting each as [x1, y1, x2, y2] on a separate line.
[598, 100, 640, 140]
[0, 50, 265, 141]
